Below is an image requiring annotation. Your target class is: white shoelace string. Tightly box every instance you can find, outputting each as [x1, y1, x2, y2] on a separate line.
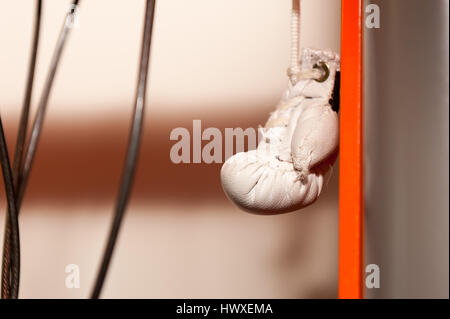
[287, 0, 323, 85]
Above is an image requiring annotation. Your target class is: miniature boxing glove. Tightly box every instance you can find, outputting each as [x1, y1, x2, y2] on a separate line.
[220, 48, 340, 214]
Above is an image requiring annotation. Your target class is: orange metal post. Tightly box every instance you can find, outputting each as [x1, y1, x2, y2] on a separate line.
[338, 0, 364, 299]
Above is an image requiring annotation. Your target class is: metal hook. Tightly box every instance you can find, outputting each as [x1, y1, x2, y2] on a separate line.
[313, 61, 330, 83]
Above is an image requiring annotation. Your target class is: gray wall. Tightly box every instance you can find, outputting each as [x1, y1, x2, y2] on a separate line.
[364, 0, 449, 298]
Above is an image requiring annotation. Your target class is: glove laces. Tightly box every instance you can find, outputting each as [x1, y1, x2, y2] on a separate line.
[287, 0, 326, 85]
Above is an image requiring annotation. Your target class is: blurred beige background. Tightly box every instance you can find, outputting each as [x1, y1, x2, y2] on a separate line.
[0, 0, 341, 298]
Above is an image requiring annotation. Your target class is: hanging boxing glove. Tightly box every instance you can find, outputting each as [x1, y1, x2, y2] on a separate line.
[220, 48, 340, 214]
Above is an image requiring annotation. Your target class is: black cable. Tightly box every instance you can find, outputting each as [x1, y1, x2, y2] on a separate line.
[0, 116, 20, 299]
[13, 0, 42, 187]
[15, 0, 81, 210]
[91, 0, 156, 299]
[1, 0, 79, 298]
[1, 0, 42, 299]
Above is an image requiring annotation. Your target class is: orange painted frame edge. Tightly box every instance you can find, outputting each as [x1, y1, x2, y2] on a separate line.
[338, 0, 364, 299]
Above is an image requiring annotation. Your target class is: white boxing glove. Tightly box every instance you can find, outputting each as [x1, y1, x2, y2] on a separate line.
[221, 49, 340, 214]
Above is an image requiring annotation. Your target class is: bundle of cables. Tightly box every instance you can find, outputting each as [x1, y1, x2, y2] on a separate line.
[0, 0, 156, 299]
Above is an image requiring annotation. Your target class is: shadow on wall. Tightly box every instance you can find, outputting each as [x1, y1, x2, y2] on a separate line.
[3, 103, 273, 206]
[364, 0, 449, 298]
